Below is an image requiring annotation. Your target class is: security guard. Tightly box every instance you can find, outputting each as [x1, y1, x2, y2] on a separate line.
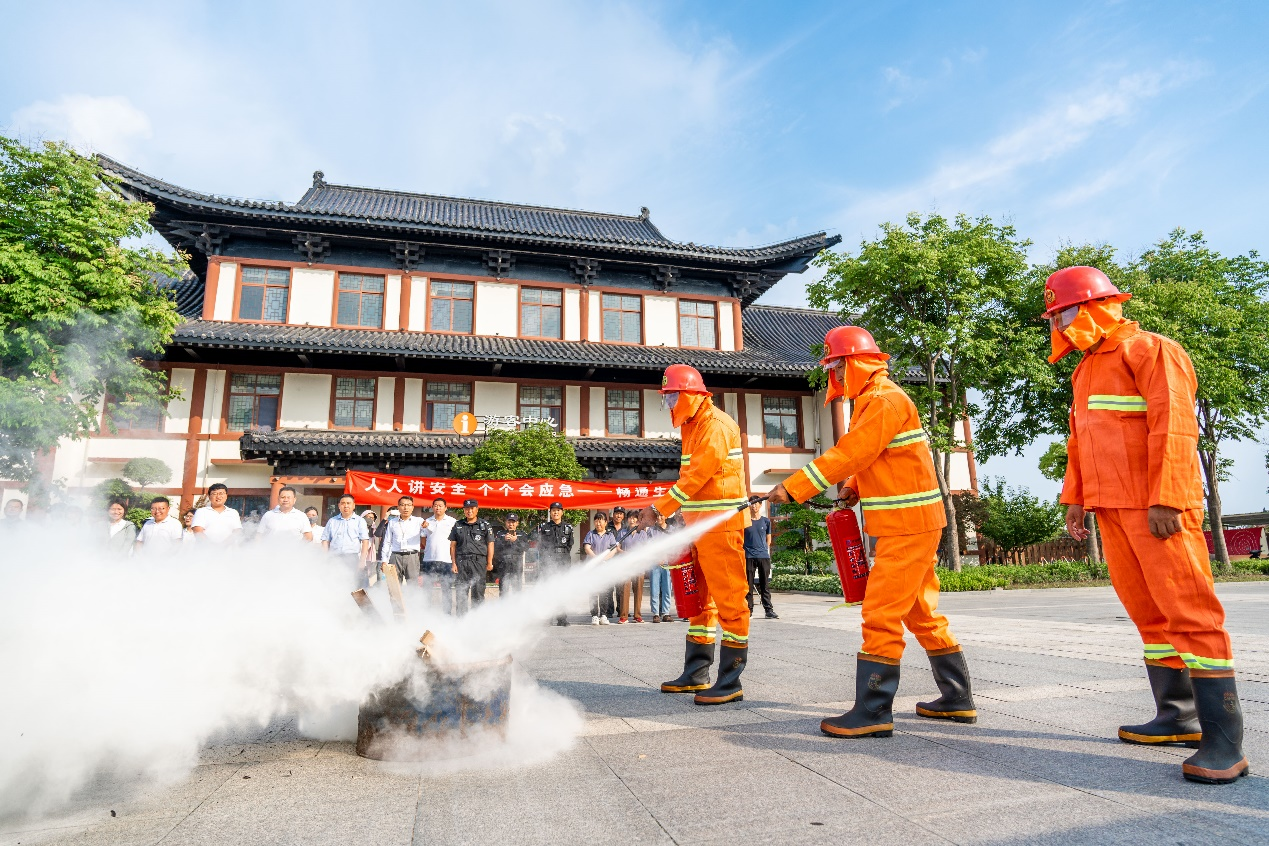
[532, 501, 576, 626]
[494, 513, 530, 595]
[448, 498, 494, 614]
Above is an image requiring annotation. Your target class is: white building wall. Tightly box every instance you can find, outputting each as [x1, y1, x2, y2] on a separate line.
[289, 269, 335, 326]
[590, 388, 606, 436]
[473, 380, 517, 425]
[800, 396, 817, 450]
[80, 438, 187, 490]
[564, 386, 581, 437]
[563, 289, 581, 341]
[203, 369, 226, 434]
[718, 303, 736, 352]
[383, 274, 402, 330]
[375, 378, 396, 431]
[212, 262, 237, 320]
[643, 296, 678, 347]
[948, 452, 973, 492]
[587, 291, 601, 340]
[722, 392, 739, 423]
[401, 379, 423, 432]
[279, 374, 332, 429]
[748, 451, 816, 493]
[744, 394, 763, 449]
[164, 368, 196, 434]
[51, 434, 91, 491]
[408, 278, 428, 330]
[643, 389, 674, 439]
[474, 281, 518, 336]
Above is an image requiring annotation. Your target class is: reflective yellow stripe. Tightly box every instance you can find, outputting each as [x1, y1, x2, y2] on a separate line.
[860, 488, 943, 511]
[680, 454, 691, 465]
[681, 498, 749, 512]
[1179, 653, 1234, 671]
[726, 448, 743, 460]
[1088, 394, 1147, 412]
[687, 626, 714, 638]
[721, 630, 748, 644]
[668, 485, 689, 505]
[1144, 643, 1179, 659]
[886, 428, 927, 449]
[803, 461, 830, 493]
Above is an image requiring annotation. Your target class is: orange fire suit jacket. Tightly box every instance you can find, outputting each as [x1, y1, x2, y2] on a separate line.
[654, 396, 751, 533]
[784, 372, 946, 537]
[1061, 322, 1205, 511]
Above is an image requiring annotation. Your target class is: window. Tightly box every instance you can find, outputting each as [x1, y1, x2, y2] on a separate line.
[238, 267, 290, 322]
[678, 300, 717, 348]
[763, 396, 800, 447]
[227, 495, 271, 524]
[429, 281, 475, 333]
[606, 389, 641, 437]
[108, 395, 166, 433]
[333, 377, 376, 428]
[520, 288, 562, 339]
[601, 294, 641, 343]
[519, 385, 562, 428]
[425, 382, 471, 430]
[227, 373, 281, 431]
[336, 274, 385, 328]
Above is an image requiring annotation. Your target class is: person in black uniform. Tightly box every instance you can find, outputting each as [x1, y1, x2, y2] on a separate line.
[493, 513, 530, 595]
[448, 498, 494, 614]
[531, 501, 575, 626]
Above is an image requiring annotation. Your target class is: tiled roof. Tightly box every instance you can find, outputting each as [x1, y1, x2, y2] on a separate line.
[97, 155, 839, 267]
[156, 272, 204, 317]
[170, 310, 832, 378]
[240, 429, 682, 464]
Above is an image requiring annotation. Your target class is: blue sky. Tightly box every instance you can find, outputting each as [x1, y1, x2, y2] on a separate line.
[4, 0, 1267, 509]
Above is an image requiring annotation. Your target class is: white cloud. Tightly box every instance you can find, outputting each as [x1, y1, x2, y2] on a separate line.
[10, 94, 151, 158]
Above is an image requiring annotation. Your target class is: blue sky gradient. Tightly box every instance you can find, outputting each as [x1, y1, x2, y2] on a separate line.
[4, 1, 1266, 509]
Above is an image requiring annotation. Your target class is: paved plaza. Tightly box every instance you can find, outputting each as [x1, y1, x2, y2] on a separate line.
[6, 583, 1269, 845]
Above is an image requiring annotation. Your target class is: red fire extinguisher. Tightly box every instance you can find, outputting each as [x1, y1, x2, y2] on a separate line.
[827, 508, 870, 606]
[666, 547, 707, 619]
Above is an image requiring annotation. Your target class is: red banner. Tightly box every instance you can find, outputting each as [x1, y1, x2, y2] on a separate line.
[1204, 527, 1266, 557]
[344, 470, 676, 511]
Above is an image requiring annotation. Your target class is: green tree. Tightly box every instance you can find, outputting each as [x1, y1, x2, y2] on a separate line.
[772, 495, 832, 554]
[93, 476, 135, 508]
[122, 457, 172, 490]
[1037, 441, 1068, 483]
[1126, 229, 1269, 568]
[0, 137, 183, 486]
[977, 479, 1064, 556]
[450, 423, 589, 524]
[809, 212, 1032, 570]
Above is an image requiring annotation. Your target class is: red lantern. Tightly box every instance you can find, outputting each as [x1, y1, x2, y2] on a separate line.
[667, 547, 707, 619]
[827, 508, 870, 606]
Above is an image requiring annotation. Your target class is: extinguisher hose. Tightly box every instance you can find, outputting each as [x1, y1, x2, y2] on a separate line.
[739, 494, 770, 512]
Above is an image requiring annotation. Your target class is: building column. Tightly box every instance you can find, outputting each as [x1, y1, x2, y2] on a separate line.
[180, 369, 209, 510]
[579, 287, 590, 342]
[735, 390, 751, 491]
[202, 258, 221, 320]
[732, 300, 743, 351]
[269, 475, 284, 509]
[580, 386, 591, 436]
[399, 274, 411, 331]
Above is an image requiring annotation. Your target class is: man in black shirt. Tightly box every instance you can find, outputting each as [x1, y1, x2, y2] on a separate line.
[493, 513, 530, 595]
[744, 499, 778, 619]
[449, 499, 494, 614]
[531, 501, 575, 626]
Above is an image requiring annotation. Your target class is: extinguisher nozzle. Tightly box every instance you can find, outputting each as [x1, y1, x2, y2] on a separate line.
[739, 494, 770, 512]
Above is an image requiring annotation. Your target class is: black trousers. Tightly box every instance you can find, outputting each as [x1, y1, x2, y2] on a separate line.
[747, 556, 773, 614]
[455, 557, 487, 613]
[498, 566, 523, 594]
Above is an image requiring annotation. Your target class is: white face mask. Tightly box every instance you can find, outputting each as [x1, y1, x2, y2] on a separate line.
[661, 391, 679, 410]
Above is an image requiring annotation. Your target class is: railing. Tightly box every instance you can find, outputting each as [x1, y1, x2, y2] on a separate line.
[972, 537, 1088, 565]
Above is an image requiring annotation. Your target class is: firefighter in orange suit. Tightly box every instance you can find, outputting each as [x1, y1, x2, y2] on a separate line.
[1046, 266, 1248, 784]
[768, 326, 976, 738]
[640, 364, 752, 705]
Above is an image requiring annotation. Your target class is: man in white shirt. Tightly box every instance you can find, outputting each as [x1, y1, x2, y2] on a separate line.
[422, 497, 458, 613]
[256, 487, 314, 542]
[134, 496, 185, 558]
[379, 494, 427, 586]
[190, 483, 242, 545]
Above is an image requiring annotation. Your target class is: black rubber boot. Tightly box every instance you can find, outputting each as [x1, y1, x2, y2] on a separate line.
[1183, 674, 1251, 784]
[661, 640, 715, 693]
[1118, 661, 1201, 746]
[916, 647, 978, 723]
[695, 644, 745, 705]
[821, 654, 899, 738]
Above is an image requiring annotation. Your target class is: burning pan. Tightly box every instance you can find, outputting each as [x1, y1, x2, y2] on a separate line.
[355, 656, 512, 761]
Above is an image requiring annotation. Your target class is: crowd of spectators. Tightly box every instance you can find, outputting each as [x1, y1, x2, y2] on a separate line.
[0, 489, 779, 622]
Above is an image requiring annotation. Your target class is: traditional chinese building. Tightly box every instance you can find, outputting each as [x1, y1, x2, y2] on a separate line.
[26, 157, 977, 521]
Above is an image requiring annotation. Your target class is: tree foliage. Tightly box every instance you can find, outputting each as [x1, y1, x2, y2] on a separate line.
[0, 136, 183, 484]
[449, 423, 589, 523]
[772, 494, 832, 554]
[122, 456, 172, 489]
[977, 479, 1064, 554]
[809, 212, 1032, 569]
[1038, 441, 1068, 483]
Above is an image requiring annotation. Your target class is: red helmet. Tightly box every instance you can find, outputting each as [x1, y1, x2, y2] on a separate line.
[1043, 266, 1130, 317]
[660, 364, 709, 394]
[820, 326, 889, 364]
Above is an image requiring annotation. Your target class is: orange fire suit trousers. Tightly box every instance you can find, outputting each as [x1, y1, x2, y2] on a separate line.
[1098, 508, 1233, 672]
[862, 529, 959, 660]
[686, 528, 750, 648]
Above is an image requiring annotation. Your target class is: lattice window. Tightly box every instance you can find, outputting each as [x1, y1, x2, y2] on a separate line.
[425, 382, 471, 430]
[334, 377, 376, 428]
[429, 281, 475, 333]
[336, 274, 385, 328]
[678, 300, 717, 348]
[607, 389, 641, 437]
[519, 385, 563, 427]
[521, 288, 562, 339]
[227, 373, 281, 431]
[601, 294, 642, 343]
[763, 396, 800, 447]
[238, 267, 290, 322]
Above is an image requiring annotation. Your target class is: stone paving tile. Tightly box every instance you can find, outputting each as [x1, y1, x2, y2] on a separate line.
[0, 816, 181, 846]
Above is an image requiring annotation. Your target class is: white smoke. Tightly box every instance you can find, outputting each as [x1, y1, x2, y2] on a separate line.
[0, 511, 727, 821]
